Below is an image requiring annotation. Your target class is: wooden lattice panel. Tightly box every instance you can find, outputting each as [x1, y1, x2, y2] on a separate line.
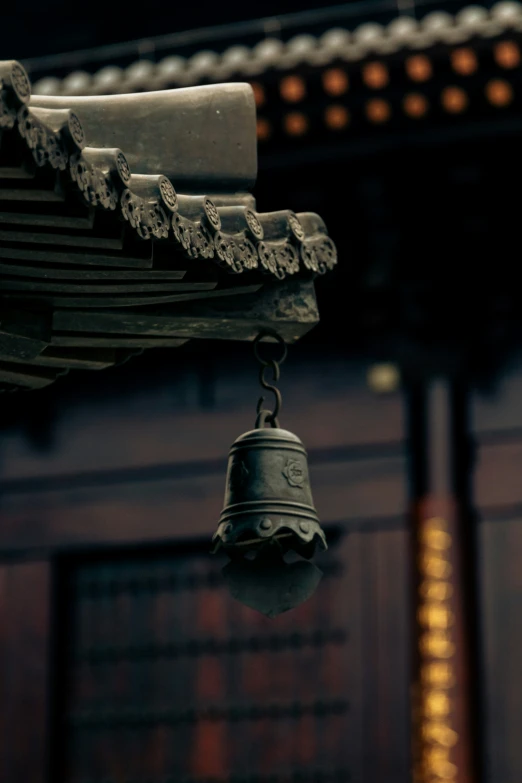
[59, 525, 410, 783]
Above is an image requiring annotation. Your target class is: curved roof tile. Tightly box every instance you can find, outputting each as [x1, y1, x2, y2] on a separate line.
[0, 61, 336, 390]
[31, 2, 522, 96]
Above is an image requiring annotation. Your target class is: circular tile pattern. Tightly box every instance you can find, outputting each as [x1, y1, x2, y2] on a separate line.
[159, 176, 178, 210]
[116, 151, 131, 184]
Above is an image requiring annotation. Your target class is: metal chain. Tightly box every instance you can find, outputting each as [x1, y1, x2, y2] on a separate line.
[253, 331, 287, 429]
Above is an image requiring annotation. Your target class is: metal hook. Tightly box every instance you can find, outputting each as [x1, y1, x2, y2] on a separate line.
[256, 360, 282, 428]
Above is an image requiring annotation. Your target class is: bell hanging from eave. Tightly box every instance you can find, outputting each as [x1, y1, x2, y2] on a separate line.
[212, 332, 327, 618]
[214, 426, 326, 557]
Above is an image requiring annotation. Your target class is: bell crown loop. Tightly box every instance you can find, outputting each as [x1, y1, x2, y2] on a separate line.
[256, 407, 279, 429]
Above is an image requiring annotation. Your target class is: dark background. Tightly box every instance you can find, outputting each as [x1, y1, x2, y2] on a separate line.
[2, 0, 366, 59]
[3, 3, 522, 782]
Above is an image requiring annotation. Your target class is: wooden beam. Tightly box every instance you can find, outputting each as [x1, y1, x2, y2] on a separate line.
[53, 279, 319, 343]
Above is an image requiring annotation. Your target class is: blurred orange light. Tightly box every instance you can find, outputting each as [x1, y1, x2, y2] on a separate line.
[322, 68, 349, 96]
[362, 62, 389, 89]
[451, 47, 478, 76]
[486, 79, 514, 107]
[405, 55, 433, 82]
[250, 81, 266, 107]
[403, 93, 429, 118]
[494, 40, 521, 69]
[325, 104, 350, 129]
[284, 112, 309, 136]
[280, 75, 306, 103]
[256, 117, 272, 141]
[366, 98, 391, 123]
[441, 86, 468, 114]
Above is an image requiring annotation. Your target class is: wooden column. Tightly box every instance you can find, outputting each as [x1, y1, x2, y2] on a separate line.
[406, 379, 481, 783]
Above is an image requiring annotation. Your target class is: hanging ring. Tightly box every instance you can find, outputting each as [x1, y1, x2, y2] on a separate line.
[253, 331, 287, 368]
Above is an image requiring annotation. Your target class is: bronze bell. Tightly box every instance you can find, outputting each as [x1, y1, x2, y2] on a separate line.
[213, 426, 326, 559]
[212, 332, 327, 617]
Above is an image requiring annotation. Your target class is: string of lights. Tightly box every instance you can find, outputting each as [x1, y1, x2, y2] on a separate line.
[250, 34, 522, 143]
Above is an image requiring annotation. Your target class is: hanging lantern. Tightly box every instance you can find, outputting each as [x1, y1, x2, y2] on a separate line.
[212, 332, 327, 617]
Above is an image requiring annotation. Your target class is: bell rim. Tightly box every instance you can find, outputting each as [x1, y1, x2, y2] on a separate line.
[219, 512, 320, 528]
[220, 500, 319, 524]
[213, 519, 328, 554]
[215, 513, 324, 540]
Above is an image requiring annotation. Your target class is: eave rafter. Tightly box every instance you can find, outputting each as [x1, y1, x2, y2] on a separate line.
[0, 61, 337, 390]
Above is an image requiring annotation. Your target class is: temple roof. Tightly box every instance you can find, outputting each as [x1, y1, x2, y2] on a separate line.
[28, 1, 522, 96]
[0, 61, 336, 391]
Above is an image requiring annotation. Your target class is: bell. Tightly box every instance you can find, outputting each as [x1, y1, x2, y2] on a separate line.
[212, 425, 327, 559]
[212, 331, 327, 617]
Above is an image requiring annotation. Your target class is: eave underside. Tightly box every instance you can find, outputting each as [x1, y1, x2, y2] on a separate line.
[0, 61, 336, 390]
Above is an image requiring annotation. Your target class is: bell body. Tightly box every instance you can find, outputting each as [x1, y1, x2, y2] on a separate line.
[213, 427, 327, 558]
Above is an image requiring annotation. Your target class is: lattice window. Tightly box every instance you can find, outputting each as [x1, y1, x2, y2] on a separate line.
[57, 525, 409, 783]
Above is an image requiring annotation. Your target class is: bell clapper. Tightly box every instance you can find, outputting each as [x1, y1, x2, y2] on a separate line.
[211, 331, 328, 617]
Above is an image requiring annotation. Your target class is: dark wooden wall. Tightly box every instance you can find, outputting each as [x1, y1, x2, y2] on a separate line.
[0, 351, 410, 783]
[472, 373, 522, 783]
[59, 525, 409, 783]
[0, 560, 50, 783]
[0, 347, 521, 782]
